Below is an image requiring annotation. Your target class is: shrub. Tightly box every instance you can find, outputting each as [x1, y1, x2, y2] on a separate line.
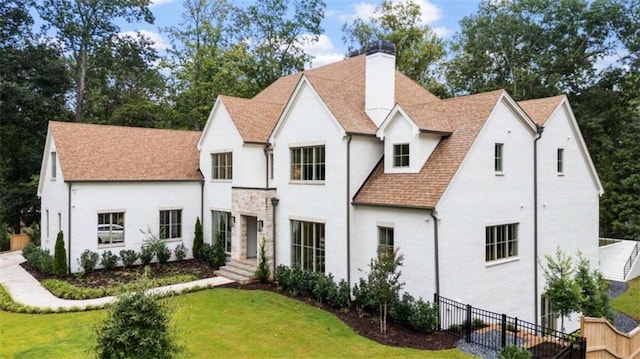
[25, 245, 54, 275]
[100, 250, 118, 270]
[390, 292, 415, 327]
[173, 243, 187, 261]
[312, 272, 335, 303]
[26, 222, 40, 246]
[140, 245, 155, 265]
[499, 345, 532, 359]
[199, 243, 215, 267]
[94, 290, 183, 359]
[0, 224, 10, 252]
[78, 249, 99, 273]
[119, 249, 139, 268]
[192, 217, 203, 260]
[408, 298, 438, 333]
[255, 237, 270, 283]
[157, 243, 172, 264]
[53, 231, 67, 277]
[212, 233, 226, 267]
[275, 265, 292, 291]
[352, 277, 377, 314]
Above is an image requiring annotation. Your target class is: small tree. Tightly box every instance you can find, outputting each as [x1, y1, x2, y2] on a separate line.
[212, 232, 226, 268]
[94, 287, 182, 358]
[575, 252, 613, 320]
[53, 231, 67, 277]
[542, 248, 582, 331]
[255, 236, 270, 283]
[193, 217, 203, 260]
[367, 248, 404, 334]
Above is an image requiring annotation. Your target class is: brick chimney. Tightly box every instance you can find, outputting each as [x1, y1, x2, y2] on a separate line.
[365, 40, 396, 127]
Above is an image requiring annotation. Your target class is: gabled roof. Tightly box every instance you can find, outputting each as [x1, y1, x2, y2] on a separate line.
[518, 95, 565, 126]
[47, 121, 202, 182]
[354, 90, 508, 209]
[218, 96, 284, 143]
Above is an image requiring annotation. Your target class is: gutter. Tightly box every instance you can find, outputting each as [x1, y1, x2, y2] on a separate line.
[263, 147, 269, 188]
[430, 210, 440, 297]
[200, 180, 204, 224]
[346, 135, 352, 288]
[270, 197, 279, 277]
[67, 182, 72, 273]
[533, 124, 544, 326]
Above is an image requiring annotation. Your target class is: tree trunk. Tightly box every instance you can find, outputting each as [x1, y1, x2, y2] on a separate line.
[74, 50, 87, 122]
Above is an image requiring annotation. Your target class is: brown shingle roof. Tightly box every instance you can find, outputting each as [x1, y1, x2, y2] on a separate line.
[50, 121, 202, 181]
[518, 95, 565, 125]
[225, 54, 441, 140]
[354, 90, 506, 208]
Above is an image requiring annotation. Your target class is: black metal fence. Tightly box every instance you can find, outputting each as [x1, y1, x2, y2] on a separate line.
[435, 294, 586, 359]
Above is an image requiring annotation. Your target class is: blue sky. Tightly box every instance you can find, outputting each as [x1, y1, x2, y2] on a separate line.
[121, 0, 482, 67]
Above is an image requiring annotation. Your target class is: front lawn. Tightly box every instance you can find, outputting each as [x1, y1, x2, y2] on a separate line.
[0, 289, 472, 358]
[611, 276, 640, 321]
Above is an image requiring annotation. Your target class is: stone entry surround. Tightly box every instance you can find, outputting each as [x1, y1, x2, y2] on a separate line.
[231, 188, 276, 272]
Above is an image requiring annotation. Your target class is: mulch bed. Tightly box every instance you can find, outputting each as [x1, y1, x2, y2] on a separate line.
[219, 281, 459, 351]
[21, 259, 218, 288]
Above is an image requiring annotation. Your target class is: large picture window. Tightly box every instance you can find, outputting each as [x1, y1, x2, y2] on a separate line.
[212, 210, 232, 253]
[290, 146, 325, 181]
[212, 152, 232, 180]
[98, 212, 124, 245]
[291, 220, 325, 272]
[160, 209, 182, 240]
[485, 223, 518, 262]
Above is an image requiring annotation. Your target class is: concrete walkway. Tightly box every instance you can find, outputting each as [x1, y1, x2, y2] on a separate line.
[0, 250, 234, 310]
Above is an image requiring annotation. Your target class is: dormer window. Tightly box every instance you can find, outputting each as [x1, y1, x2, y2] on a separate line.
[494, 143, 503, 174]
[393, 144, 409, 167]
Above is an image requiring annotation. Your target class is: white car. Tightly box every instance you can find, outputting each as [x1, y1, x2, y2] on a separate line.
[98, 224, 124, 244]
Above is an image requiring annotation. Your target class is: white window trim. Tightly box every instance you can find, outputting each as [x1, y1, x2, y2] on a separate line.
[211, 151, 233, 181]
[159, 209, 183, 240]
[97, 211, 126, 248]
[289, 145, 326, 182]
[557, 148, 565, 176]
[494, 143, 504, 175]
[51, 152, 57, 180]
[485, 223, 519, 263]
[392, 143, 410, 168]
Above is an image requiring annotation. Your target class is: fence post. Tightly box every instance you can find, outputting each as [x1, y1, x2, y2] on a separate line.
[465, 304, 472, 342]
[501, 313, 507, 349]
[580, 337, 586, 359]
[513, 317, 518, 346]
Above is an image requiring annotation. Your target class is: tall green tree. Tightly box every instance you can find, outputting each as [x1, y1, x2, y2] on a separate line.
[445, 0, 617, 100]
[366, 249, 404, 334]
[233, 0, 326, 90]
[542, 248, 582, 332]
[0, 0, 72, 232]
[575, 252, 613, 320]
[36, 0, 154, 122]
[342, 0, 446, 93]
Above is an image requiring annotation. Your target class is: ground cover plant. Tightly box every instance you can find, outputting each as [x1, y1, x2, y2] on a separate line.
[611, 276, 640, 321]
[0, 289, 472, 358]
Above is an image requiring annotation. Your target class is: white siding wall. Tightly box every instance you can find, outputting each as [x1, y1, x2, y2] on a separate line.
[537, 104, 600, 332]
[40, 138, 69, 253]
[199, 103, 266, 251]
[272, 83, 349, 280]
[350, 136, 383, 195]
[382, 114, 441, 174]
[352, 206, 436, 300]
[436, 100, 536, 321]
[67, 181, 201, 272]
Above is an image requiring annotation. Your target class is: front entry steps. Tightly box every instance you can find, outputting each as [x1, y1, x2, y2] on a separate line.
[214, 258, 257, 284]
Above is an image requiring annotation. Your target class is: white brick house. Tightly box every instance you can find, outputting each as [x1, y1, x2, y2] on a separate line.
[38, 41, 602, 331]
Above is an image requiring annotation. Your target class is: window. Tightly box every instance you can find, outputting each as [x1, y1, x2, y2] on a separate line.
[290, 146, 325, 181]
[98, 212, 124, 245]
[378, 227, 394, 257]
[51, 152, 57, 180]
[212, 211, 232, 253]
[46, 210, 49, 239]
[393, 144, 410, 167]
[160, 209, 182, 240]
[557, 148, 564, 174]
[494, 143, 504, 173]
[58, 213, 61, 232]
[485, 223, 518, 262]
[541, 295, 558, 333]
[291, 220, 325, 272]
[211, 152, 232, 180]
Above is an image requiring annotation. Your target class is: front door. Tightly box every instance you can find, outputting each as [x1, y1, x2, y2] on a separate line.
[246, 216, 258, 259]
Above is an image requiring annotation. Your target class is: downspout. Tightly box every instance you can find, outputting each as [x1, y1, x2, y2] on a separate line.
[263, 147, 269, 188]
[200, 180, 204, 224]
[533, 124, 544, 326]
[430, 210, 440, 297]
[346, 135, 352, 288]
[67, 182, 72, 274]
[270, 197, 279, 277]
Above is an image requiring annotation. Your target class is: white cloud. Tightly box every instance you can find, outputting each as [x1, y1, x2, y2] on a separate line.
[432, 26, 452, 38]
[331, 0, 442, 25]
[119, 30, 170, 51]
[299, 34, 345, 68]
[149, 0, 173, 8]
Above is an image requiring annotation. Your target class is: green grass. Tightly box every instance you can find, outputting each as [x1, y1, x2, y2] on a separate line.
[611, 276, 640, 321]
[0, 289, 472, 358]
